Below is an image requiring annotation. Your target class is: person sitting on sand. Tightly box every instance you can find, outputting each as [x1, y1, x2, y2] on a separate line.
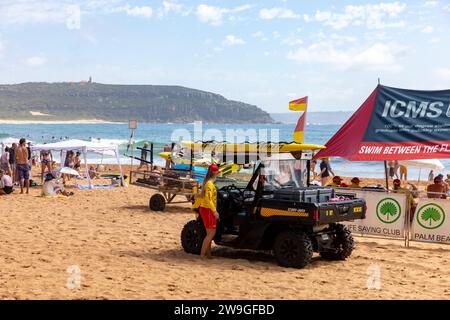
[88, 166, 100, 179]
[348, 177, 361, 189]
[427, 176, 448, 199]
[198, 164, 220, 259]
[42, 173, 73, 197]
[0, 169, 13, 195]
[327, 176, 342, 188]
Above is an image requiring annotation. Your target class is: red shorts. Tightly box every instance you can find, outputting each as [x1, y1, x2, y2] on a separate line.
[199, 207, 217, 229]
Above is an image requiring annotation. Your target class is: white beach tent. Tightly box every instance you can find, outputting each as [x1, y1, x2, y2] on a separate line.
[399, 159, 445, 182]
[30, 139, 126, 188]
[398, 159, 445, 171]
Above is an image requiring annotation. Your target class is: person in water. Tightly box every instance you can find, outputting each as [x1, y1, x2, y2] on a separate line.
[198, 164, 220, 259]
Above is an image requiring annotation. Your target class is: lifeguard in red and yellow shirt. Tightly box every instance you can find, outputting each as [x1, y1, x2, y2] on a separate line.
[198, 164, 220, 259]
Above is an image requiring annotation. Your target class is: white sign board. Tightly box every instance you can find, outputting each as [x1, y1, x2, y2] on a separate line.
[341, 190, 407, 239]
[410, 199, 450, 244]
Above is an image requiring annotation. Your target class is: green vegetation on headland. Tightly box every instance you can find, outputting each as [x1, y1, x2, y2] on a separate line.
[0, 82, 274, 123]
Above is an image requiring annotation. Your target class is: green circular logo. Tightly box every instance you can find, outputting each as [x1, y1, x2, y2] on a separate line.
[376, 198, 402, 224]
[416, 203, 446, 230]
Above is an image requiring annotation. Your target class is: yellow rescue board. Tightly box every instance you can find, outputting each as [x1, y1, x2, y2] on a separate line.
[180, 141, 325, 153]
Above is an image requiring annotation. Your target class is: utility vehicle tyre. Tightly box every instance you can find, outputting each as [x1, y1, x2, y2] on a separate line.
[181, 220, 206, 254]
[320, 224, 354, 260]
[273, 230, 313, 268]
[149, 194, 166, 211]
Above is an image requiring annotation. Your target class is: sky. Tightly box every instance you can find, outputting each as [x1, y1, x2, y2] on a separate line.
[0, 0, 449, 113]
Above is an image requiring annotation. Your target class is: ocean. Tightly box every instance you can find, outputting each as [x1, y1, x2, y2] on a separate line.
[0, 122, 448, 180]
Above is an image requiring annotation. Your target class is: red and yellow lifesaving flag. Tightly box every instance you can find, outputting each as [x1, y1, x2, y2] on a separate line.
[289, 96, 308, 143]
[289, 96, 308, 111]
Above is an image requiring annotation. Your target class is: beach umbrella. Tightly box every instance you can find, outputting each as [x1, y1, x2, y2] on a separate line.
[54, 167, 80, 176]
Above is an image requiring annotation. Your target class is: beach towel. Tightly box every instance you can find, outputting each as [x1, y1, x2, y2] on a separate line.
[77, 184, 119, 190]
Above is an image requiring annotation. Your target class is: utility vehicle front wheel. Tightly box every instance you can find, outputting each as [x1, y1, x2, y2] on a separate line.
[273, 230, 313, 268]
[149, 194, 166, 211]
[181, 220, 206, 255]
[320, 224, 354, 260]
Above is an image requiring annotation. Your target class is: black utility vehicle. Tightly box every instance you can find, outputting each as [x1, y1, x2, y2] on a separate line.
[181, 153, 366, 268]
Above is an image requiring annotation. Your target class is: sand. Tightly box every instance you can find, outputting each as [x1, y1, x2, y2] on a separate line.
[0, 166, 449, 300]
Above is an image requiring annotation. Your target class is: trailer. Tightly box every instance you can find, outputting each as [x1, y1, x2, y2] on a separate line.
[127, 143, 199, 211]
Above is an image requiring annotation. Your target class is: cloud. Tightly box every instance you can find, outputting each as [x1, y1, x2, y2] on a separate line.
[0, 1, 157, 28]
[66, 4, 81, 30]
[251, 31, 268, 41]
[124, 6, 153, 18]
[222, 35, 245, 47]
[259, 7, 300, 19]
[423, 0, 439, 7]
[287, 42, 404, 71]
[435, 67, 450, 80]
[422, 25, 433, 33]
[26, 56, 46, 67]
[310, 2, 407, 30]
[0, 1, 71, 26]
[196, 4, 252, 26]
[157, 0, 186, 18]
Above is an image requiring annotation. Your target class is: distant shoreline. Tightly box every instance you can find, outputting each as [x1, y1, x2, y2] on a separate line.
[0, 119, 280, 125]
[0, 119, 123, 124]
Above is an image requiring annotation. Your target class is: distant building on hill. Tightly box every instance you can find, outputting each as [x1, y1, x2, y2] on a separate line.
[79, 76, 93, 84]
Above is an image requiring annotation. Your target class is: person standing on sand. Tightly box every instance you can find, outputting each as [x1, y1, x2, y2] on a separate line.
[15, 138, 30, 194]
[394, 160, 400, 179]
[138, 142, 150, 171]
[318, 158, 334, 186]
[40, 150, 53, 183]
[310, 160, 317, 179]
[1, 146, 11, 176]
[428, 170, 434, 182]
[388, 160, 395, 179]
[9, 143, 17, 183]
[198, 164, 220, 259]
[399, 164, 408, 181]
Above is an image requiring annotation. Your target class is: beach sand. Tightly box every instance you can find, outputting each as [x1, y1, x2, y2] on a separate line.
[0, 166, 448, 300]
